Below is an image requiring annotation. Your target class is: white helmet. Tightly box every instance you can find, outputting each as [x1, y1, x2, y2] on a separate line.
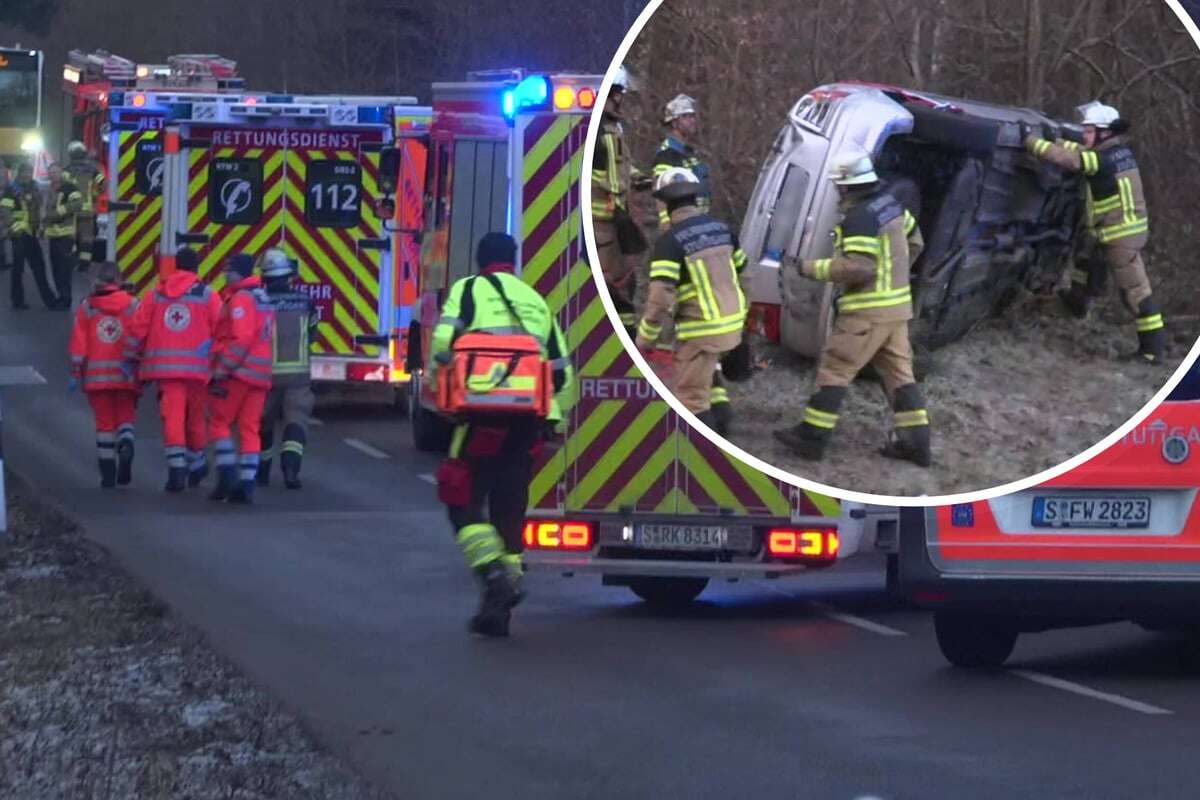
[67, 140, 86, 156]
[1077, 101, 1120, 129]
[663, 94, 698, 124]
[829, 146, 878, 186]
[652, 166, 703, 201]
[612, 65, 639, 93]
[259, 248, 294, 279]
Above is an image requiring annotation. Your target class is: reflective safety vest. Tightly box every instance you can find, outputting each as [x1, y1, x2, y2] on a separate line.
[431, 267, 575, 421]
[591, 117, 631, 223]
[213, 276, 276, 389]
[66, 156, 104, 215]
[46, 180, 83, 239]
[264, 285, 317, 388]
[69, 286, 140, 392]
[0, 183, 39, 237]
[124, 270, 223, 383]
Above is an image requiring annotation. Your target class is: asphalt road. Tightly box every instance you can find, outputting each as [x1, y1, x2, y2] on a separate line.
[4, 276, 1200, 800]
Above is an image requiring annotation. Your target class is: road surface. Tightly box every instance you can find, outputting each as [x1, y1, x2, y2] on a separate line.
[3, 282, 1200, 800]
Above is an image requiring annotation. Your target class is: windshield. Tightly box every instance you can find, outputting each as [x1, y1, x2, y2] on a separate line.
[0, 50, 41, 128]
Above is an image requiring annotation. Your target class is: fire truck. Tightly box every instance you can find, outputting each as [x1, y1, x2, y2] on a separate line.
[105, 87, 430, 391]
[0, 46, 44, 161]
[897, 357, 1200, 667]
[408, 70, 868, 606]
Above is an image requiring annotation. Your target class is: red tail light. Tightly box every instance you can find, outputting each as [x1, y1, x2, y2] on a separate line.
[767, 528, 839, 561]
[523, 520, 594, 551]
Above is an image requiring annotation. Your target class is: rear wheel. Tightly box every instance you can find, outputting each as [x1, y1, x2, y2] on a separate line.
[628, 577, 709, 607]
[934, 611, 1018, 669]
[409, 374, 451, 453]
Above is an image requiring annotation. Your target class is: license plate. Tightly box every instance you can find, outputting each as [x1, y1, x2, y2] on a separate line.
[311, 360, 346, 381]
[1031, 495, 1151, 529]
[637, 524, 729, 551]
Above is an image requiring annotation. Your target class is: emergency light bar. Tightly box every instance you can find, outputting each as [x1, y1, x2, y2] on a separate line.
[502, 74, 600, 122]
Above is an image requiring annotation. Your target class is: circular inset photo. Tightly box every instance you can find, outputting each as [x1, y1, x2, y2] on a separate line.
[584, 0, 1200, 500]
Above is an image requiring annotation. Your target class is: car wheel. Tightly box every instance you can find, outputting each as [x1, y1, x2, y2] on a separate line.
[628, 577, 709, 607]
[934, 611, 1018, 669]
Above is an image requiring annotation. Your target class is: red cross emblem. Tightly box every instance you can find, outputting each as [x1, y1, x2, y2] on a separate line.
[164, 303, 192, 332]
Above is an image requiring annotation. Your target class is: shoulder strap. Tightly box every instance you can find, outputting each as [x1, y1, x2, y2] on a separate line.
[459, 273, 528, 335]
[479, 273, 527, 332]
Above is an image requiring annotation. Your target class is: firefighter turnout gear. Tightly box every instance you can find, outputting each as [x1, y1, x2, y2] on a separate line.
[636, 191, 748, 426]
[431, 233, 576, 636]
[775, 178, 932, 466]
[591, 115, 645, 332]
[1, 175, 59, 310]
[124, 263, 222, 490]
[209, 265, 276, 504]
[652, 136, 710, 226]
[70, 271, 140, 487]
[47, 174, 83, 308]
[1025, 129, 1164, 362]
[65, 149, 106, 268]
[257, 263, 318, 490]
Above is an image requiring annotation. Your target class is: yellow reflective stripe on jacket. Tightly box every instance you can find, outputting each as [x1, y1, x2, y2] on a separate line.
[637, 318, 662, 341]
[1119, 176, 1137, 224]
[676, 313, 745, 339]
[841, 236, 881, 255]
[467, 374, 538, 391]
[649, 259, 681, 281]
[732, 248, 747, 271]
[1032, 139, 1052, 156]
[1062, 141, 1081, 153]
[684, 256, 720, 321]
[677, 285, 698, 304]
[1096, 218, 1148, 243]
[1081, 151, 1100, 175]
[903, 209, 917, 235]
[1091, 195, 1122, 215]
[603, 133, 622, 196]
[811, 258, 833, 281]
[837, 285, 912, 313]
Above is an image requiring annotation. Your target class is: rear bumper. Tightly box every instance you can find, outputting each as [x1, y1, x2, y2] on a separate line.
[522, 552, 815, 580]
[310, 354, 409, 384]
[896, 507, 1200, 626]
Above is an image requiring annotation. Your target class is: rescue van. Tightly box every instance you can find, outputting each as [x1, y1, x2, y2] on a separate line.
[0, 46, 44, 160]
[408, 70, 870, 606]
[106, 89, 429, 392]
[897, 358, 1200, 667]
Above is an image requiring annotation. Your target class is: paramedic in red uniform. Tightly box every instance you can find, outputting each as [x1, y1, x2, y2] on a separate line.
[69, 263, 140, 488]
[123, 248, 222, 492]
[208, 253, 276, 505]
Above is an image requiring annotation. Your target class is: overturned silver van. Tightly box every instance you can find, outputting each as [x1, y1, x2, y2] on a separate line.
[740, 82, 1083, 358]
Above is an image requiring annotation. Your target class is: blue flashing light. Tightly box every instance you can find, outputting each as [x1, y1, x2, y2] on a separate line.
[950, 504, 975, 528]
[109, 92, 125, 108]
[502, 74, 551, 121]
[357, 105, 388, 125]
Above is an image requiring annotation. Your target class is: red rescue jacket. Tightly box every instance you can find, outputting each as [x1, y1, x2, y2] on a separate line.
[213, 276, 275, 389]
[124, 270, 222, 383]
[69, 284, 140, 392]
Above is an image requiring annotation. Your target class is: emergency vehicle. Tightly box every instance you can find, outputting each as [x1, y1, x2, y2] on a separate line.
[105, 87, 430, 390]
[897, 358, 1200, 668]
[0, 46, 44, 160]
[408, 70, 869, 606]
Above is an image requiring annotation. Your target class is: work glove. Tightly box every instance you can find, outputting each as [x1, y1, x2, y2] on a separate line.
[66, 377, 79, 395]
[120, 361, 137, 382]
[208, 381, 229, 398]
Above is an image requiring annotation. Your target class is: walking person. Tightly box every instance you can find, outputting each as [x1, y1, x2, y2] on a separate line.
[0, 161, 59, 310]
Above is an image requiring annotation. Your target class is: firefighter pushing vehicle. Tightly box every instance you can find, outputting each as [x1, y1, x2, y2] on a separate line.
[408, 69, 872, 610]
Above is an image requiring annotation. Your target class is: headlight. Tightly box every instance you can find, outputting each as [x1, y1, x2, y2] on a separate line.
[19, 132, 44, 153]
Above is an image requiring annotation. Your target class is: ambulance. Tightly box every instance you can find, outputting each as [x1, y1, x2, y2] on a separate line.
[105, 87, 430, 392]
[407, 69, 869, 606]
[897, 357, 1200, 667]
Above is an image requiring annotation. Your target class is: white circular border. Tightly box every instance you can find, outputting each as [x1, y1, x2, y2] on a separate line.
[581, 0, 1200, 508]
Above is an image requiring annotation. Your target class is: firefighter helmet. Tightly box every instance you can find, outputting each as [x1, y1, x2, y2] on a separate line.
[67, 140, 87, 157]
[259, 248, 295, 279]
[1077, 101, 1120, 129]
[829, 147, 879, 186]
[653, 166, 703, 201]
[612, 65, 639, 93]
[663, 94, 698, 124]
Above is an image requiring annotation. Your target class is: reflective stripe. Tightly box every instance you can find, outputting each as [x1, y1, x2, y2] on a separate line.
[1033, 139, 1052, 156]
[903, 210, 917, 236]
[894, 409, 930, 428]
[685, 256, 718, 321]
[732, 249, 747, 270]
[1092, 195, 1122, 215]
[1119, 176, 1137, 225]
[710, 386, 730, 404]
[676, 313, 745, 339]
[637, 318, 662, 342]
[1137, 314, 1164, 332]
[550, 356, 571, 370]
[838, 285, 912, 313]
[1070, 268, 1089, 285]
[449, 424, 468, 458]
[811, 259, 832, 281]
[1096, 219, 1148, 243]
[144, 348, 208, 359]
[1081, 151, 1100, 175]
[87, 359, 125, 368]
[804, 406, 838, 430]
[457, 523, 506, 569]
[841, 236, 881, 255]
[142, 364, 210, 377]
[84, 374, 135, 386]
[463, 393, 536, 407]
[649, 259, 681, 281]
[281, 441, 304, 455]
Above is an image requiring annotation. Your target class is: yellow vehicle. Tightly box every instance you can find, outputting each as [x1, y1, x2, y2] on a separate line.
[0, 47, 44, 160]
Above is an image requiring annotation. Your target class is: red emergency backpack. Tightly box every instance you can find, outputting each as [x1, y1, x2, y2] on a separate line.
[436, 273, 552, 418]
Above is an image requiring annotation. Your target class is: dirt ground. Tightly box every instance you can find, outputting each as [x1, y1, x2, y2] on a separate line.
[0, 476, 392, 800]
[723, 292, 1197, 497]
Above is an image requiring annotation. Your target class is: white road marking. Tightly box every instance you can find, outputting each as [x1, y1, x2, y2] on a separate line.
[343, 438, 390, 460]
[759, 583, 908, 637]
[1011, 670, 1172, 715]
[418, 473, 437, 485]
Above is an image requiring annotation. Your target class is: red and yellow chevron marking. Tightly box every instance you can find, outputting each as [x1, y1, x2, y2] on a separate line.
[282, 148, 383, 357]
[521, 113, 838, 519]
[186, 144, 285, 291]
[113, 130, 163, 296]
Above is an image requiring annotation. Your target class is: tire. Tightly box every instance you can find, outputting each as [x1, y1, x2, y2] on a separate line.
[934, 611, 1018, 669]
[409, 374, 451, 453]
[628, 577, 709, 607]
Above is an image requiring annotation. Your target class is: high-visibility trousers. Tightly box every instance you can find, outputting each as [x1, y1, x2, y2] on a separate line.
[158, 380, 208, 470]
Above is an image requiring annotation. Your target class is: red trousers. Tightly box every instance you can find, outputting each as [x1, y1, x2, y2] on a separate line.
[87, 390, 137, 433]
[158, 380, 209, 450]
[209, 380, 267, 454]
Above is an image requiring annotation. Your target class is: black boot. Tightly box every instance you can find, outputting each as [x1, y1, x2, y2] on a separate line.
[256, 459, 272, 487]
[187, 462, 209, 488]
[164, 466, 187, 493]
[99, 459, 117, 489]
[281, 464, 302, 490]
[1134, 298, 1166, 364]
[229, 480, 255, 505]
[881, 383, 933, 467]
[774, 386, 845, 461]
[468, 562, 518, 638]
[280, 424, 306, 489]
[116, 440, 134, 486]
[209, 465, 237, 501]
[1057, 286, 1090, 319]
[711, 401, 733, 437]
[694, 408, 718, 431]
